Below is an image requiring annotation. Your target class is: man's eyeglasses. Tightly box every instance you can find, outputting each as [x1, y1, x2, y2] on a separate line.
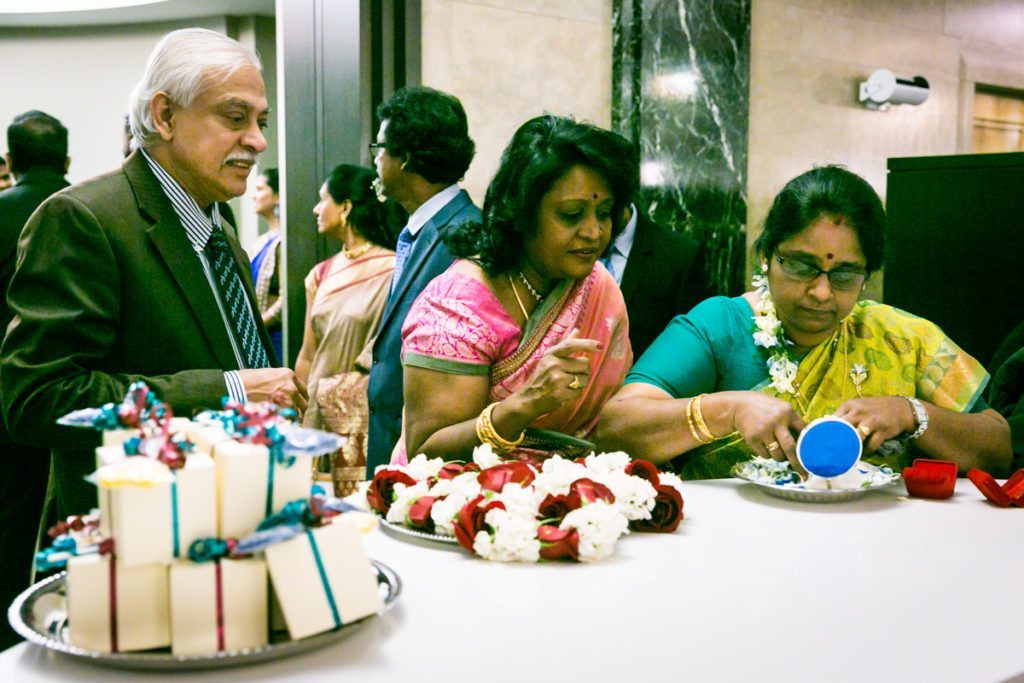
[368, 142, 386, 155]
[774, 253, 867, 291]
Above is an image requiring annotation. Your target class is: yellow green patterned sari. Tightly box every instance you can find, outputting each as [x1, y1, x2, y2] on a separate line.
[672, 301, 989, 480]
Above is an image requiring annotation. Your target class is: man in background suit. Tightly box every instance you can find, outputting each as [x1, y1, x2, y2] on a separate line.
[607, 203, 709, 359]
[0, 157, 12, 190]
[0, 110, 71, 651]
[365, 86, 481, 473]
[0, 30, 304, 645]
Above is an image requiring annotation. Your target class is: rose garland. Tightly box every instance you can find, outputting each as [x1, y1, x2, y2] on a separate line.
[365, 446, 685, 563]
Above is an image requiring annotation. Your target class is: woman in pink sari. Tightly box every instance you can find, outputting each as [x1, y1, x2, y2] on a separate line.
[396, 115, 637, 463]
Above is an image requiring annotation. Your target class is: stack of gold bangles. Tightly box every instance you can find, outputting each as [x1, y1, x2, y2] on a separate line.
[686, 393, 716, 445]
[475, 401, 525, 454]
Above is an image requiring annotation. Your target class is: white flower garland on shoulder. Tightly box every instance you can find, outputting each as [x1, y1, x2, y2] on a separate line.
[751, 264, 799, 396]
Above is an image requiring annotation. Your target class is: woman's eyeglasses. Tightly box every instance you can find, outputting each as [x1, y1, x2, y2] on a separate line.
[774, 253, 866, 291]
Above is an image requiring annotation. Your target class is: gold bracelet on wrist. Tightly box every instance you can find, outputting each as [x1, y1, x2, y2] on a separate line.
[685, 396, 710, 445]
[691, 393, 717, 443]
[475, 402, 524, 454]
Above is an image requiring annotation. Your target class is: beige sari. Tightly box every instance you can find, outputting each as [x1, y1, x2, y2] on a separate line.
[303, 246, 395, 494]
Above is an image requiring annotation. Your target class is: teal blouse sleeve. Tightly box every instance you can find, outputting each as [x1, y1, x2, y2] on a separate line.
[626, 296, 765, 398]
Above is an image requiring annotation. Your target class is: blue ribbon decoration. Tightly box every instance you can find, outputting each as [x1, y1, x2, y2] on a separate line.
[306, 529, 341, 628]
[35, 536, 78, 572]
[188, 538, 233, 563]
[171, 480, 180, 558]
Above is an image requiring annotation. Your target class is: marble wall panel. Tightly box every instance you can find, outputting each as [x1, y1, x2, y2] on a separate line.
[614, 0, 752, 294]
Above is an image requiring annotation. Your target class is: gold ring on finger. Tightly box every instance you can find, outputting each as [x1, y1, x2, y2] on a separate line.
[766, 441, 781, 452]
[568, 375, 581, 390]
[856, 424, 871, 439]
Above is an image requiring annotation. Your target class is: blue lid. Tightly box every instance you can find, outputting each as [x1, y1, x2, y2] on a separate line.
[796, 417, 862, 478]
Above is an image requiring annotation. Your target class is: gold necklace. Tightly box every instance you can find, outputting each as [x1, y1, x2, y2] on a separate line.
[342, 242, 373, 260]
[508, 272, 530, 320]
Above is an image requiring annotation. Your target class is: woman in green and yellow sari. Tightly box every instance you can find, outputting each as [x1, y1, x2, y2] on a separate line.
[597, 166, 1011, 479]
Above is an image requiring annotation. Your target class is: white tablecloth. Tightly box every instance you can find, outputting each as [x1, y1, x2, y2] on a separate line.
[2, 480, 1022, 682]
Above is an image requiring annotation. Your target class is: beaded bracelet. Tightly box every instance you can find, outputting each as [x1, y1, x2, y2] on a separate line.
[475, 402, 524, 454]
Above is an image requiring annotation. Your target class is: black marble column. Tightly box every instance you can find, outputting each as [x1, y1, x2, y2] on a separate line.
[613, 0, 751, 295]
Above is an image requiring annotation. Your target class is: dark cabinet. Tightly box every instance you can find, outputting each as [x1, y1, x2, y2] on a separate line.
[885, 152, 1024, 371]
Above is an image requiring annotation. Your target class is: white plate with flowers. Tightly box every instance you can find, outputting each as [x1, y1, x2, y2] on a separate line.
[732, 457, 901, 503]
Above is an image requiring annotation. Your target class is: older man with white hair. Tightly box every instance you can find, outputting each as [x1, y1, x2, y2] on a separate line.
[0, 29, 305, 538]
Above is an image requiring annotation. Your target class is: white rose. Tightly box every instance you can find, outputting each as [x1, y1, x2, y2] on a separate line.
[560, 501, 629, 563]
[596, 470, 657, 521]
[473, 508, 540, 562]
[385, 481, 430, 524]
[583, 451, 631, 475]
[403, 453, 446, 482]
[472, 443, 502, 469]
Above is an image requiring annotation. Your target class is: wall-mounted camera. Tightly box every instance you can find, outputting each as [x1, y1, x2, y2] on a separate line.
[858, 69, 929, 110]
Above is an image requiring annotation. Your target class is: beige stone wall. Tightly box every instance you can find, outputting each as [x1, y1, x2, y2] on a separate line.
[748, 0, 1024, 294]
[421, 0, 613, 205]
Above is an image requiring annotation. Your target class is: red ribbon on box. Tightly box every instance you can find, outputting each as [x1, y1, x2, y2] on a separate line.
[902, 459, 957, 499]
[967, 467, 1024, 507]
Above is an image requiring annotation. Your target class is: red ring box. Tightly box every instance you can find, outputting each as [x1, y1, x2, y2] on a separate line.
[1002, 468, 1024, 507]
[967, 468, 1013, 507]
[902, 459, 957, 499]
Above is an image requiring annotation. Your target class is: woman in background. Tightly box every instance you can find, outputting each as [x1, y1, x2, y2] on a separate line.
[296, 164, 396, 494]
[249, 167, 283, 361]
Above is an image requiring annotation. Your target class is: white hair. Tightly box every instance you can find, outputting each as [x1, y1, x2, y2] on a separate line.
[128, 28, 261, 149]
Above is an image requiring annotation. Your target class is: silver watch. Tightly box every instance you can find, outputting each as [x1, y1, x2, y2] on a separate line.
[903, 396, 929, 440]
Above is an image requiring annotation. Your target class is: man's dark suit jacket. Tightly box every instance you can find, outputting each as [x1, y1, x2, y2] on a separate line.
[0, 169, 70, 335]
[365, 189, 481, 472]
[0, 168, 70, 650]
[619, 214, 709, 360]
[0, 151, 273, 516]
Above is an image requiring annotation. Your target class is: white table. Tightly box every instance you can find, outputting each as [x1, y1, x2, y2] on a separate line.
[2, 480, 1022, 682]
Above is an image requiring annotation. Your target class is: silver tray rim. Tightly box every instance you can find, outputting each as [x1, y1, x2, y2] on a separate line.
[7, 559, 401, 671]
[378, 517, 460, 546]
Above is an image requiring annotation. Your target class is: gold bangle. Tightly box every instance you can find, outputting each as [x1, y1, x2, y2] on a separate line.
[685, 396, 709, 445]
[691, 394, 717, 443]
[476, 402, 524, 454]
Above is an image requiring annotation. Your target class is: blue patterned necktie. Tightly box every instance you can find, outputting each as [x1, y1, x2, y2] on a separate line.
[389, 225, 415, 294]
[205, 226, 271, 369]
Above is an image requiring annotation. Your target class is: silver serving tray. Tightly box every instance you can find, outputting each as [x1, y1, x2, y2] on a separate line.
[379, 518, 460, 547]
[7, 559, 400, 671]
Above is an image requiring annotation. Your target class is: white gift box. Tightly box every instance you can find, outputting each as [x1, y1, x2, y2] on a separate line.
[169, 558, 268, 655]
[66, 555, 170, 653]
[265, 516, 383, 640]
[97, 454, 217, 565]
[213, 440, 311, 539]
[182, 422, 233, 455]
[100, 417, 190, 450]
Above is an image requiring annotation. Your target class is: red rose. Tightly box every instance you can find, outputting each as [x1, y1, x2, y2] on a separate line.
[632, 483, 684, 533]
[454, 495, 507, 553]
[625, 459, 661, 486]
[538, 493, 578, 523]
[437, 462, 468, 480]
[366, 470, 417, 515]
[407, 496, 438, 531]
[570, 478, 615, 505]
[477, 462, 536, 493]
[538, 524, 580, 561]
